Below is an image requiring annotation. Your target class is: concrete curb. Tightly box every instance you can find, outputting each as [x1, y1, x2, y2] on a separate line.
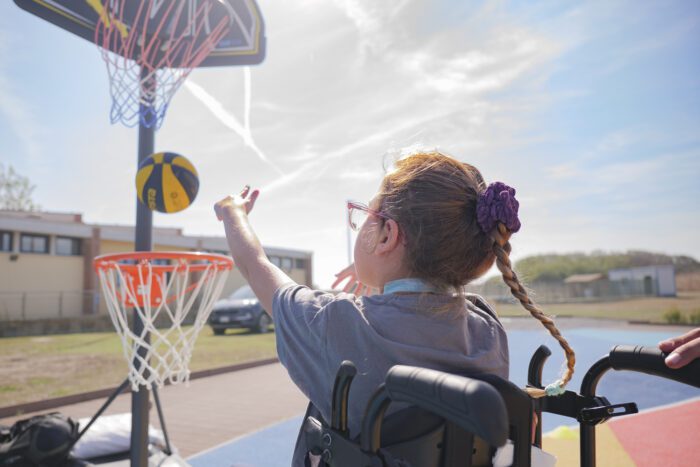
[0, 357, 279, 419]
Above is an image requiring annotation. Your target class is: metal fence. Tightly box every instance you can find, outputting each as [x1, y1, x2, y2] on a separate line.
[0, 289, 205, 327]
[0, 277, 666, 323]
[0, 290, 101, 322]
[467, 278, 659, 304]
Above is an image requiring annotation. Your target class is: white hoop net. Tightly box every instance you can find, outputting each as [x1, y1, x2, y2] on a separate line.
[95, 253, 232, 391]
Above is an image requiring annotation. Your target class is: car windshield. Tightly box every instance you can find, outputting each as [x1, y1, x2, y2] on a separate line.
[229, 285, 257, 300]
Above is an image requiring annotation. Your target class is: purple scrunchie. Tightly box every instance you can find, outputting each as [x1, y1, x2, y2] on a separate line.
[476, 181, 521, 233]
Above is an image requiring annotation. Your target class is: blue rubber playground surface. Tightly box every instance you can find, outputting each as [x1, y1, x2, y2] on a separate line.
[188, 325, 699, 466]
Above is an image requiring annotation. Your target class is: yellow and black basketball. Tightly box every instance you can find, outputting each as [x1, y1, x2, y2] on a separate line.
[135, 152, 199, 213]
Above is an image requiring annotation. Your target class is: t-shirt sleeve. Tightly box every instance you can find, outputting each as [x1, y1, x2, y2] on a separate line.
[272, 284, 338, 409]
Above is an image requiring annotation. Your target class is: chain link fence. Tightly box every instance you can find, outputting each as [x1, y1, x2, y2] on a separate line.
[0, 290, 101, 322]
[467, 278, 657, 304]
[0, 289, 210, 337]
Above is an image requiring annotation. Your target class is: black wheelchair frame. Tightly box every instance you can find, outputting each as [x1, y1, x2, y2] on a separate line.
[305, 345, 700, 467]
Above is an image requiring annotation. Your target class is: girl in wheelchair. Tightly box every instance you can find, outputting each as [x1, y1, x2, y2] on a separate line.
[214, 150, 575, 465]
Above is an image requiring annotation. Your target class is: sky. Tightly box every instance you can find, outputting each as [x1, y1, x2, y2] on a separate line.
[1, 0, 699, 288]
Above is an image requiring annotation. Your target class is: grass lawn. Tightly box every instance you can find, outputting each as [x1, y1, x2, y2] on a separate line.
[2, 293, 698, 409]
[493, 292, 700, 323]
[0, 327, 277, 408]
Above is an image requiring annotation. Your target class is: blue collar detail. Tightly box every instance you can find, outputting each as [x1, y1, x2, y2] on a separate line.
[383, 278, 440, 295]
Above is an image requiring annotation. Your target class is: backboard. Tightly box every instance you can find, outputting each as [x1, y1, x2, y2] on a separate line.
[14, 0, 265, 67]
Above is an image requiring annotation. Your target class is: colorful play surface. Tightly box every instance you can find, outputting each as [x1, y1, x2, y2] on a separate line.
[543, 398, 700, 466]
[188, 325, 700, 466]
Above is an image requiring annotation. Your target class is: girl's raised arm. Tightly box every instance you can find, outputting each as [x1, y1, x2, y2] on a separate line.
[214, 186, 294, 315]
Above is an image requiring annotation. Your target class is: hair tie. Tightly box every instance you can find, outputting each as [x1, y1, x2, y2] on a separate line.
[476, 181, 521, 234]
[544, 381, 566, 396]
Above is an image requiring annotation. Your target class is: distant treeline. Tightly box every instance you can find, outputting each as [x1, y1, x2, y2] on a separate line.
[508, 251, 700, 283]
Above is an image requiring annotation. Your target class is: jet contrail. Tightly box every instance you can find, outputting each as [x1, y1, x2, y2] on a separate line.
[260, 109, 460, 195]
[184, 71, 284, 175]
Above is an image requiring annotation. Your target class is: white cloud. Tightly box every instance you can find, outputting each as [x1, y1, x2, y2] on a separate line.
[331, 0, 412, 57]
[545, 163, 581, 180]
[336, 168, 381, 181]
[0, 75, 43, 162]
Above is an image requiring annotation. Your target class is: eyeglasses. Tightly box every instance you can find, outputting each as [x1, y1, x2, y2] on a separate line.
[347, 201, 393, 232]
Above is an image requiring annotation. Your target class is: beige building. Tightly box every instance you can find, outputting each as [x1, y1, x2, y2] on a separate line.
[0, 210, 313, 322]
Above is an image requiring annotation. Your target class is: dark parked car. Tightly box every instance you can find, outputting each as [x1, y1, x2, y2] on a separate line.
[208, 285, 272, 335]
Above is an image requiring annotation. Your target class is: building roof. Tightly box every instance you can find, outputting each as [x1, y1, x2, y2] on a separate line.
[564, 273, 606, 283]
[0, 209, 82, 223]
[0, 209, 312, 258]
[608, 264, 675, 274]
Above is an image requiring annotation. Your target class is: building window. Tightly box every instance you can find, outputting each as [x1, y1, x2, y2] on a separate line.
[295, 258, 306, 269]
[0, 231, 12, 252]
[56, 237, 82, 256]
[281, 257, 293, 271]
[20, 233, 49, 254]
[269, 256, 281, 267]
[202, 249, 228, 256]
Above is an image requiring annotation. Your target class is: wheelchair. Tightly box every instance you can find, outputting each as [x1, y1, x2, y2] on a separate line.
[304, 345, 700, 467]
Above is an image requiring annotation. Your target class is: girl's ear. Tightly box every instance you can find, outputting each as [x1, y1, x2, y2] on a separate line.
[375, 219, 402, 255]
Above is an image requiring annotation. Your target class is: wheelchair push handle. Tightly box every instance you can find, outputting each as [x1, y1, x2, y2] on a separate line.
[331, 361, 357, 432]
[609, 345, 700, 388]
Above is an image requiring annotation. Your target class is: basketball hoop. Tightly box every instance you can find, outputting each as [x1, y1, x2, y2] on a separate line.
[93, 0, 235, 128]
[13, 0, 266, 459]
[94, 251, 233, 390]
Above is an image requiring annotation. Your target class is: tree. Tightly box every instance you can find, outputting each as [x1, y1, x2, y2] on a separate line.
[513, 251, 700, 283]
[0, 163, 40, 211]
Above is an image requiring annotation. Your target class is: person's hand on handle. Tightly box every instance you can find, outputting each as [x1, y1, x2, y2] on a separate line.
[332, 263, 379, 296]
[659, 327, 700, 369]
[214, 185, 259, 221]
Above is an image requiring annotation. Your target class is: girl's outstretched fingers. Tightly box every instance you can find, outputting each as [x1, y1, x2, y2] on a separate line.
[332, 264, 357, 290]
[214, 186, 259, 221]
[331, 263, 376, 296]
[245, 188, 260, 214]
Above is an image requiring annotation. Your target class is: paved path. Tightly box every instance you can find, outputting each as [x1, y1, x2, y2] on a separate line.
[0, 363, 308, 458]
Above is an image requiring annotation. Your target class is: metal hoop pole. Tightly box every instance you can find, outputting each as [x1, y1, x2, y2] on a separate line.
[131, 65, 155, 466]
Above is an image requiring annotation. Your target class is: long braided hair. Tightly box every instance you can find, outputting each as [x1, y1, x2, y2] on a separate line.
[491, 223, 576, 397]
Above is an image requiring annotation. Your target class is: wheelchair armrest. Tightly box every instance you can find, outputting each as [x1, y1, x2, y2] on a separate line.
[384, 366, 508, 448]
[609, 345, 700, 388]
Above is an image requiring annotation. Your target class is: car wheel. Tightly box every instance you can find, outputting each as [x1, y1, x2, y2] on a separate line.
[213, 328, 226, 336]
[253, 313, 272, 334]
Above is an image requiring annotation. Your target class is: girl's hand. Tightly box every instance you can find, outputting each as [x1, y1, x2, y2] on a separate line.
[332, 263, 379, 296]
[214, 185, 259, 221]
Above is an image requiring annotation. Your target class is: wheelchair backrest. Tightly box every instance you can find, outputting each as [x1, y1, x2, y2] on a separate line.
[305, 362, 516, 467]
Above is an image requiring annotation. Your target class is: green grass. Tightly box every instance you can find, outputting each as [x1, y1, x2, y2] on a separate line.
[0, 385, 21, 394]
[3, 293, 699, 409]
[493, 292, 700, 323]
[0, 327, 277, 408]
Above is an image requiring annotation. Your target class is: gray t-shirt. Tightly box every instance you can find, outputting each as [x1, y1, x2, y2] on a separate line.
[272, 284, 509, 465]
